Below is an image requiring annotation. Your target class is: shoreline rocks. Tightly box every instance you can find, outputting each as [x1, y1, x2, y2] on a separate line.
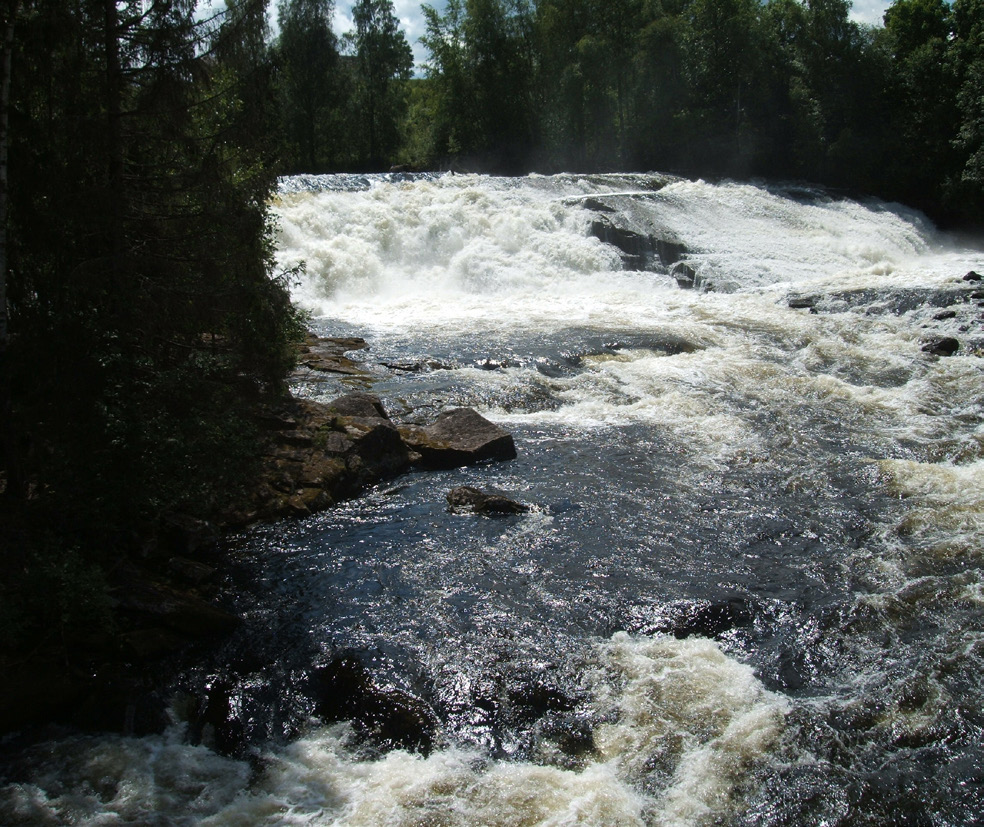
[0, 384, 521, 736]
[226, 394, 519, 526]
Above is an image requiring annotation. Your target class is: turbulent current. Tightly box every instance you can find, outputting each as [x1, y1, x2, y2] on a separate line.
[4, 173, 984, 825]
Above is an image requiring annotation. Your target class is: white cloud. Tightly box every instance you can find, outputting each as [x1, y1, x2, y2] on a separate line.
[334, 1, 444, 70]
[850, 0, 891, 27]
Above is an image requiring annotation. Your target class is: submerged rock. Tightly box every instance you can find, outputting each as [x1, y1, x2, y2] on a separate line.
[588, 217, 687, 271]
[401, 408, 517, 469]
[311, 655, 438, 754]
[447, 485, 529, 515]
[921, 336, 960, 357]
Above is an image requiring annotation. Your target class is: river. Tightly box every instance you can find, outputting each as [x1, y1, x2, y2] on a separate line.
[2, 173, 983, 825]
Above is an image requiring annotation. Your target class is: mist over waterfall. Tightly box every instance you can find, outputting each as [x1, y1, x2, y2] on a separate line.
[3, 173, 983, 826]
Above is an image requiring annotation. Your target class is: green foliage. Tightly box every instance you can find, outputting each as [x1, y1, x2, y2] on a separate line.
[348, 0, 414, 168]
[950, 0, 984, 218]
[273, 0, 342, 171]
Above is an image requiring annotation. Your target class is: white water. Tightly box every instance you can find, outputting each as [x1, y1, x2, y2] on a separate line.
[274, 174, 958, 332]
[3, 173, 983, 825]
[1, 635, 786, 826]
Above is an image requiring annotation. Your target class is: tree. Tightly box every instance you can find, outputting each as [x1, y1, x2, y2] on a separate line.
[348, 0, 413, 168]
[422, 0, 476, 162]
[421, 0, 536, 170]
[274, 0, 340, 171]
[1, 0, 301, 644]
[882, 0, 958, 211]
[682, 0, 767, 172]
[950, 0, 984, 220]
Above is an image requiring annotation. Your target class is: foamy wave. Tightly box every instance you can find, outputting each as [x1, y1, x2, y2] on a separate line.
[589, 633, 789, 827]
[2, 634, 786, 827]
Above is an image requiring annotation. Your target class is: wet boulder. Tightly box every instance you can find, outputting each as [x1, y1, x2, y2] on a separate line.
[921, 337, 960, 357]
[672, 261, 698, 289]
[447, 486, 530, 515]
[788, 295, 818, 311]
[311, 655, 438, 754]
[341, 419, 412, 490]
[401, 408, 517, 469]
[589, 218, 686, 271]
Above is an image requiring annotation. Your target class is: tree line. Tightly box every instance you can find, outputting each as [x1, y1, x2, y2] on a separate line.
[0, 0, 302, 647]
[269, 0, 984, 227]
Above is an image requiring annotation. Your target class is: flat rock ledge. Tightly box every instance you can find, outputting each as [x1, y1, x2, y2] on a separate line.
[221, 394, 518, 526]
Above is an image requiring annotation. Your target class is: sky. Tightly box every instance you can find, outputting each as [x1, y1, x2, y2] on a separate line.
[332, 1, 440, 70]
[329, 0, 895, 74]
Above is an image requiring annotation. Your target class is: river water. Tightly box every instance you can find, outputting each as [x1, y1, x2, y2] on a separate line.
[3, 173, 984, 825]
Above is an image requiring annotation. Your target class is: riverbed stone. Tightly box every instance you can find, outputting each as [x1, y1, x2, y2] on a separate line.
[921, 336, 960, 356]
[447, 485, 529, 515]
[400, 408, 517, 469]
[328, 391, 391, 420]
[588, 218, 687, 270]
[311, 655, 438, 754]
[672, 261, 698, 289]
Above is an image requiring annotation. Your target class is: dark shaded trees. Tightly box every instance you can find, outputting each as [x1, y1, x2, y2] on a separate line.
[273, 0, 341, 171]
[421, 0, 476, 161]
[420, 0, 536, 170]
[348, 0, 413, 168]
[1, 0, 301, 645]
[881, 0, 958, 211]
[950, 0, 984, 219]
[407, 0, 982, 225]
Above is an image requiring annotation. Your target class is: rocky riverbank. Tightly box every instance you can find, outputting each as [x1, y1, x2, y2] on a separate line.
[0, 338, 521, 737]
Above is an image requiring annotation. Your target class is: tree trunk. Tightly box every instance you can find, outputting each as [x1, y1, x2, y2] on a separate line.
[0, 1, 14, 352]
[104, 0, 124, 254]
[0, 0, 17, 496]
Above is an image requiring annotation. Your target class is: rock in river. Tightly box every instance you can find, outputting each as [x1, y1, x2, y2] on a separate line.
[400, 408, 517, 469]
[447, 485, 530, 515]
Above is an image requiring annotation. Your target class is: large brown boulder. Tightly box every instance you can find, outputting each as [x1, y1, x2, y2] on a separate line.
[400, 408, 517, 469]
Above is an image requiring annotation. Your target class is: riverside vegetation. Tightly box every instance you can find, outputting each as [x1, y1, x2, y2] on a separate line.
[1, 0, 984, 730]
